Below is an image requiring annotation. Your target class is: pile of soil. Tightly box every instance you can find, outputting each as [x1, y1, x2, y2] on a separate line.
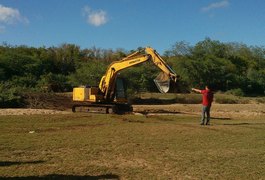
[23, 93, 74, 110]
[0, 93, 73, 115]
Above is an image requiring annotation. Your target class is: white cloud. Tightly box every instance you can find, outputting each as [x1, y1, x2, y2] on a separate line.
[201, 0, 229, 12]
[82, 6, 108, 27]
[0, 4, 29, 24]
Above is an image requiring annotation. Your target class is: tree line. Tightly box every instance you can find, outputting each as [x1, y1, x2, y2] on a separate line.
[0, 38, 265, 107]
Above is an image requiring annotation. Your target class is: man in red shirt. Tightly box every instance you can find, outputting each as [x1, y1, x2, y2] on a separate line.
[192, 85, 214, 125]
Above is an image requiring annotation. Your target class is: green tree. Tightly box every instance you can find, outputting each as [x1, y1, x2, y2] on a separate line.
[37, 73, 70, 92]
[68, 61, 107, 87]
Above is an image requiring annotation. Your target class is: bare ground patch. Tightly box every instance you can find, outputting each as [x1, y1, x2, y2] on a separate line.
[133, 103, 265, 118]
[0, 103, 265, 118]
[0, 108, 70, 115]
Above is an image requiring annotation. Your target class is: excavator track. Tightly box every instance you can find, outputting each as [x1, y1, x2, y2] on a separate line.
[72, 103, 132, 114]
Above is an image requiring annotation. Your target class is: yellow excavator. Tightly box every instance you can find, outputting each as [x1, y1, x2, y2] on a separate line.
[72, 47, 178, 113]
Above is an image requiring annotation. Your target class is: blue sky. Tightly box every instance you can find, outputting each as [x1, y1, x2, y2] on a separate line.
[0, 0, 264, 53]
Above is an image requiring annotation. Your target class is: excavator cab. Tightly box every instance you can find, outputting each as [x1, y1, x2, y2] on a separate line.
[113, 77, 127, 103]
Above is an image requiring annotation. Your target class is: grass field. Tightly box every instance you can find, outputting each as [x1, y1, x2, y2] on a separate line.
[0, 113, 265, 179]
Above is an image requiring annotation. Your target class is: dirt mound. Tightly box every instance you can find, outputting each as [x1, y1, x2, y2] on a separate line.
[23, 93, 74, 110]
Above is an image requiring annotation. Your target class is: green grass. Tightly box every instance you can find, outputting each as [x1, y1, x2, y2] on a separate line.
[0, 114, 265, 179]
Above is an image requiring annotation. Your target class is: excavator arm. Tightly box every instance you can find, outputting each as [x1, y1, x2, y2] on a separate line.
[145, 47, 177, 82]
[99, 47, 178, 100]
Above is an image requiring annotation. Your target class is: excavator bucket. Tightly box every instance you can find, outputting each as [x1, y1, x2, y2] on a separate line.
[154, 72, 170, 93]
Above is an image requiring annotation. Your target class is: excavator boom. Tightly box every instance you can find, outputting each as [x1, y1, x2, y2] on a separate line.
[99, 47, 178, 100]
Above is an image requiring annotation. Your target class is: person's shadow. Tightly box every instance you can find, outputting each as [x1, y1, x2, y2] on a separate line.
[211, 117, 231, 120]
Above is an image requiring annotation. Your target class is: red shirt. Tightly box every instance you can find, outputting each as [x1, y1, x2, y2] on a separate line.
[201, 89, 213, 106]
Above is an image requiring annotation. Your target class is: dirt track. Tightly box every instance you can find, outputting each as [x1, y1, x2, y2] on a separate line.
[1, 103, 265, 118]
[0, 109, 70, 115]
[133, 103, 265, 118]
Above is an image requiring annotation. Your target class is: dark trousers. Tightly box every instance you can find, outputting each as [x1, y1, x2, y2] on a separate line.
[201, 106, 211, 125]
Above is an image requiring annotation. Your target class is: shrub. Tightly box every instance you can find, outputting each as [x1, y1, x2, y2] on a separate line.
[130, 93, 202, 104]
[37, 73, 71, 92]
[0, 82, 24, 107]
[215, 94, 239, 104]
[256, 97, 265, 104]
[174, 94, 201, 104]
[226, 88, 245, 96]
